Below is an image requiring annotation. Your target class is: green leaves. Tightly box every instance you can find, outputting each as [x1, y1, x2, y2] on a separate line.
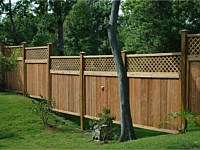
[0, 48, 20, 73]
[31, 96, 55, 127]
[158, 110, 200, 133]
[120, 0, 200, 54]
[64, 0, 111, 55]
[90, 107, 116, 129]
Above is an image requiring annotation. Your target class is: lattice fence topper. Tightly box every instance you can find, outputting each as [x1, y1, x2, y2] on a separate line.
[3, 47, 22, 57]
[26, 48, 48, 59]
[51, 58, 80, 71]
[188, 36, 200, 55]
[127, 55, 181, 73]
[84, 57, 116, 71]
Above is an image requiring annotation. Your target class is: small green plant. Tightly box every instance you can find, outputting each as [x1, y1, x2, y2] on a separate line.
[90, 107, 116, 129]
[31, 95, 55, 127]
[90, 107, 116, 142]
[0, 49, 20, 73]
[158, 110, 200, 133]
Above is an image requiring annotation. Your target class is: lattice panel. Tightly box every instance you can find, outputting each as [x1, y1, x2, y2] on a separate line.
[3, 47, 22, 57]
[26, 49, 48, 59]
[85, 57, 116, 71]
[51, 58, 80, 71]
[188, 37, 200, 55]
[127, 55, 181, 72]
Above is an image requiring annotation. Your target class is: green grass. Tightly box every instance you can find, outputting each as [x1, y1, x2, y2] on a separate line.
[0, 92, 200, 149]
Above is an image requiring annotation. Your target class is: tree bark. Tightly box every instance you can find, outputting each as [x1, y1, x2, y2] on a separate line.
[8, 0, 18, 44]
[108, 0, 137, 142]
[57, 14, 64, 56]
[53, 1, 64, 56]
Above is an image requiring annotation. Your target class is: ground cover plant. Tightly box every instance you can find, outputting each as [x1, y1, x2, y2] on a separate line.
[0, 92, 200, 149]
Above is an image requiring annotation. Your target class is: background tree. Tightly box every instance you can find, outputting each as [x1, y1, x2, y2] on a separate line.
[120, 0, 200, 54]
[49, 0, 76, 55]
[108, 0, 136, 142]
[64, 0, 111, 55]
[1, 0, 200, 55]
[0, 0, 37, 45]
[120, 0, 173, 53]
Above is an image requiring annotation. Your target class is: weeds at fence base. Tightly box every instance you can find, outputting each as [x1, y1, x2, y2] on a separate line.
[158, 110, 200, 133]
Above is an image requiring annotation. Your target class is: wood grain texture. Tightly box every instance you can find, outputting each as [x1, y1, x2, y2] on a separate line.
[51, 74, 80, 114]
[26, 64, 47, 98]
[5, 60, 23, 92]
[85, 76, 120, 121]
[129, 77, 181, 130]
[189, 62, 200, 114]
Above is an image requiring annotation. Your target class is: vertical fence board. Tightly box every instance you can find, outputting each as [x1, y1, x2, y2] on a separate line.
[108, 77, 120, 121]
[141, 79, 148, 126]
[160, 79, 167, 129]
[189, 62, 200, 114]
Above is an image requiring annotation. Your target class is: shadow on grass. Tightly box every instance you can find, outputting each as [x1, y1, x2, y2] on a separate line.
[54, 112, 168, 139]
[54, 112, 80, 126]
[0, 92, 18, 96]
[29, 97, 169, 139]
[167, 143, 200, 149]
[0, 130, 21, 140]
[111, 124, 168, 139]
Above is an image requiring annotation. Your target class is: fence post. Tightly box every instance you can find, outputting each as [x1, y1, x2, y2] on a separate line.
[181, 30, 189, 110]
[181, 29, 189, 130]
[80, 52, 85, 130]
[47, 43, 52, 100]
[22, 42, 27, 96]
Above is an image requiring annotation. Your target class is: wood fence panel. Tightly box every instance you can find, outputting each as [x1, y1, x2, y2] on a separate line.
[5, 60, 23, 92]
[26, 64, 47, 98]
[85, 76, 120, 121]
[129, 77, 181, 130]
[51, 74, 80, 114]
[189, 61, 200, 114]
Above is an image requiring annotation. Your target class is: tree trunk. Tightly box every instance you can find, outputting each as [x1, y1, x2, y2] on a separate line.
[54, 1, 64, 56]
[57, 16, 64, 56]
[107, 0, 137, 142]
[8, 0, 18, 44]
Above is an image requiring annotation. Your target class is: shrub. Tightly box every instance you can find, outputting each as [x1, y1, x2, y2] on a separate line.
[90, 107, 116, 143]
[31, 95, 55, 127]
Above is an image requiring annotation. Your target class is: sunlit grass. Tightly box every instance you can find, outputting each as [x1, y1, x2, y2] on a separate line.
[0, 92, 199, 149]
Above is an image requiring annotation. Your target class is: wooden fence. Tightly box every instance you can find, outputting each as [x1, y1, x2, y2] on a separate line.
[1, 30, 200, 133]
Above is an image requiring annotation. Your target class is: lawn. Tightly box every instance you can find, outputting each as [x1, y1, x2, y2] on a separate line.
[0, 92, 200, 149]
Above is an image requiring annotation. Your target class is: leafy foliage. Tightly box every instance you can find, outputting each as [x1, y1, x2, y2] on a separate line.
[0, 48, 20, 73]
[89, 107, 116, 129]
[64, 0, 111, 55]
[1, 0, 200, 55]
[158, 111, 200, 133]
[120, 0, 200, 54]
[90, 107, 116, 142]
